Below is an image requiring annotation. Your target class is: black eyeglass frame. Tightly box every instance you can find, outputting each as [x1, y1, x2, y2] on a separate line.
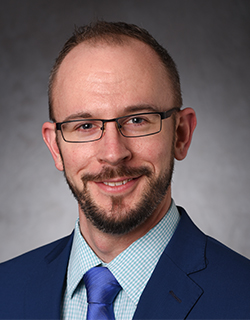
[56, 107, 180, 143]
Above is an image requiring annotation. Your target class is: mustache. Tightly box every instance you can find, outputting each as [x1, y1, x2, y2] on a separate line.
[81, 165, 152, 183]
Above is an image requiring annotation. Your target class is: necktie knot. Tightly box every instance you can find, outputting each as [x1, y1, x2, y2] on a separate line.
[84, 266, 121, 320]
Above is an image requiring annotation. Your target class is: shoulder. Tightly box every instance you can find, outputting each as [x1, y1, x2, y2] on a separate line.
[0, 232, 73, 284]
[164, 207, 250, 317]
[204, 234, 250, 279]
[176, 206, 250, 267]
[192, 235, 250, 316]
[173, 206, 250, 287]
[0, 233, 74, 318]
[1, 233, 72, 265]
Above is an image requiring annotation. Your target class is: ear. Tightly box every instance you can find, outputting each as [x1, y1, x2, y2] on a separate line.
[42, 122, 64, 171]
[174, 108, 197, 161]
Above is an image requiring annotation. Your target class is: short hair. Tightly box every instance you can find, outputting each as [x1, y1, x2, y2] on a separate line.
[48, 21, 182, 121]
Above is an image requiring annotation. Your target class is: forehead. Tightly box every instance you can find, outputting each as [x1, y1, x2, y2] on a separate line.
[52, 38, 174, 120]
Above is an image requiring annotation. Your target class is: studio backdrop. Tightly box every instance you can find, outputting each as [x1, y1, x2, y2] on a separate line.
[0, 0, 250, 262]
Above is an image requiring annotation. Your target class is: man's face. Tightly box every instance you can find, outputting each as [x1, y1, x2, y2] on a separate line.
[51, 39, 177, 235]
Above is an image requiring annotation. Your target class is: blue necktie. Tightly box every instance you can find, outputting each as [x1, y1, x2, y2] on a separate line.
[83, 266, 122, 320]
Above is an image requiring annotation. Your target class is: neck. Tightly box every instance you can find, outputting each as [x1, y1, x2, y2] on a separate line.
[78, 195, 171, 263]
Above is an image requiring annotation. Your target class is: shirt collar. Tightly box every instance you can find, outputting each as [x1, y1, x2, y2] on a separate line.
[66, 200, 180, 304]
[66, 222, 102, 297]
[106, 200, 180, 304]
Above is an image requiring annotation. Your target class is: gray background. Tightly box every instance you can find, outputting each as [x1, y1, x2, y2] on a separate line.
[1, 0, 250, 262]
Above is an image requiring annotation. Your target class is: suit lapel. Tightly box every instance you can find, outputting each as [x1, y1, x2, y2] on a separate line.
[133, 254, 204, 319]
[24, 232, 74, 319]
[22, 208, 206, 319]
[133, 207, 207, 319]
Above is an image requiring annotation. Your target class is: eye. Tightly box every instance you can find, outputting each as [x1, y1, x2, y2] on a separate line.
[126, 115, 149, 126]
[73, 121, 101, 131]
[131, 117, 144, 124]
[79, 122, 94, 130]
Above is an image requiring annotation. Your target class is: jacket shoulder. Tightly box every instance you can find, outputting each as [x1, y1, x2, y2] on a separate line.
[204, 234, 250, 279]
[175, 208, 250, 318]
[0, 233, 73, 272]
[0, 233, 73, 319]
[0, 234, 73, 295]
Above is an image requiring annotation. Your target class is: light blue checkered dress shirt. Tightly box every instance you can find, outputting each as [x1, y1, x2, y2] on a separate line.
[61, 200, 180, 320]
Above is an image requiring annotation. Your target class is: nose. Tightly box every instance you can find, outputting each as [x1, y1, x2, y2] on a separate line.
[97, 122, 132, 166]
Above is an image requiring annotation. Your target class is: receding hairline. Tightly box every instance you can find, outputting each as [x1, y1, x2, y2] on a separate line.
[48, 22, 182, 121]
[51, 35, 172, 100]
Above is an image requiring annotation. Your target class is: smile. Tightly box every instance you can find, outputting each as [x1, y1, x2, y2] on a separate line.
[103, 178, 133, 187]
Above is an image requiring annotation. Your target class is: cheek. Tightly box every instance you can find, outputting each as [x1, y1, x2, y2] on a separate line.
[134, 136, 172, 173]
[60, 145, 92, 176]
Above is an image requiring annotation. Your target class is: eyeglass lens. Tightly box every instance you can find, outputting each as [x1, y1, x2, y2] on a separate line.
[61, 113, 162, 142]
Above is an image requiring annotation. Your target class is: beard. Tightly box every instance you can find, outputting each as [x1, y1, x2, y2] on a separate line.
[63, 152, 175, 235]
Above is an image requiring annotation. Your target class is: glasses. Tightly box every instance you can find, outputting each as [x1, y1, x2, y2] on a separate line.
[56, 107, 179, 143]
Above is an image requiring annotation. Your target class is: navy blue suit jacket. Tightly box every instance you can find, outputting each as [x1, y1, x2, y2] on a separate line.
[1, 207, 250, 319]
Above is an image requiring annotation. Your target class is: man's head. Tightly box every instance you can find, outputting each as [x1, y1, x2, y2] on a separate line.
[42, 21, 196, 238]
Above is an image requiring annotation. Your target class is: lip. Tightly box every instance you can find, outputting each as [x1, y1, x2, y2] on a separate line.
[102, 178, 133, 187]
[94, 176, 140, 194]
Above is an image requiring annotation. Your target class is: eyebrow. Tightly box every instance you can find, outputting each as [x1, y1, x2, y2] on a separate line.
[63, 112, 93, 122]
[62, 104, 160, 122]
[124, 104, 159, 114]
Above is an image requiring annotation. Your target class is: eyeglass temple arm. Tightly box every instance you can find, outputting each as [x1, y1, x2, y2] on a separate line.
[160, 107, 180, 119]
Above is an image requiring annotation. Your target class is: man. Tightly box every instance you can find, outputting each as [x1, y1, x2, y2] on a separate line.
[0, 21, 250, 320]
